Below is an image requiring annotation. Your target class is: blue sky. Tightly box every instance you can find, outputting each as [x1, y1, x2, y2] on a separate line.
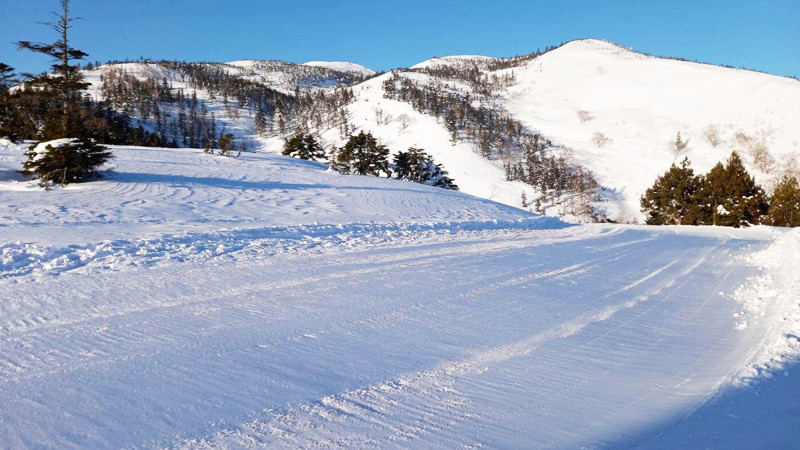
[1, 0, 798, 77]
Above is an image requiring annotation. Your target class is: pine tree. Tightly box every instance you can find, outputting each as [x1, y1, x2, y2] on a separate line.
[695, 152, 768, 227]
[17, 0, 89, 138]
[0, 63, 18, 140]
[768, 175, 800, 227]
[392, 147, 458, 190]
[334, 131, 391, 176]
[282, 133, 325, 161]
[23, 139, 112, 184]
[17, 0, 112, 184]
[640, 157, 702, 225]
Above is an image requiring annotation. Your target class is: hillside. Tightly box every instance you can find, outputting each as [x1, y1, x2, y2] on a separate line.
[73, 40, 800, 222]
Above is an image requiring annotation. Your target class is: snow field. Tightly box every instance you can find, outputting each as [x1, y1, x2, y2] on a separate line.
[0, 139, 797, 447]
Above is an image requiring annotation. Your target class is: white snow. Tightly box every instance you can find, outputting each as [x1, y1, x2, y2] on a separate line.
[1, 139, 798, 448]
[302, 61, 375, 77]
[502, 39, 800, 220]
[78, 41, 800, 223]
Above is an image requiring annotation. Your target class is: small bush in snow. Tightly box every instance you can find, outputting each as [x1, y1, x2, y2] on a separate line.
[23, 138, 112, 185]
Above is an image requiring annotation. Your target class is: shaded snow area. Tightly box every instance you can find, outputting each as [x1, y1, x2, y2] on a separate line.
[1, 141, 798, 448]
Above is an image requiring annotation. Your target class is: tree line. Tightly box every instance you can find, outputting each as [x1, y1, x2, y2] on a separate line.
[641, 152, 800, 227]
[283, 131, 458, 190]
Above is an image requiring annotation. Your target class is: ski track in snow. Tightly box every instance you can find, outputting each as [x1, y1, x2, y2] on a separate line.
[0, 224, 783, 449]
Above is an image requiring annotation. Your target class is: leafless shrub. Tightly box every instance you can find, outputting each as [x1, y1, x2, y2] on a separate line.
[592, 132, 611, 148]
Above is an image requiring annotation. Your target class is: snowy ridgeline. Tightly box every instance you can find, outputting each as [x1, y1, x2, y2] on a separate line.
[75, 39, 800, 223]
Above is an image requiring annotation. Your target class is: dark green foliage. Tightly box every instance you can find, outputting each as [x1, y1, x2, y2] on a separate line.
[0, 63, 18, 140]
[393, 147, 458, 190]
[282, 133, 325, 161]
[217, 133, 236, 156]
[768, 176, 800, 227]
[17, 0, 90, 138]
[23, 139, 112, 185]
[640, 157, 702, 225]
[695, 152, 768, 227]
[333, 131, 391, 176]
[642, 152, 769, 227]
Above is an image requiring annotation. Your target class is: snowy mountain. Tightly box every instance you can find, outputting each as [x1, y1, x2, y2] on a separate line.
[302, 61, 376, 77]
[77, 40, 800, 222]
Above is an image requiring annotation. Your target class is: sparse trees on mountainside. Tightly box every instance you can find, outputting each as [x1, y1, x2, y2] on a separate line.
[333, 131, 391, 176]
[393, 147, 458, 190]
[382, 65, 601, 219]
[282, 133, 326, 161]
[16, 0, 112, 184]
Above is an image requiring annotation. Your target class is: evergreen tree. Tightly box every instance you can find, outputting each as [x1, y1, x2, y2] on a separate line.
[23, 138, 112, 185]
[768, 175, 800, 227]
[17, 0, 112, 184]
[695, 152, 768, 227]
[393, 147, 458, 190]
[17, 0, 89, 138]
[282, 133, 325, 161]
[640, 157, 702, 225]
[334, 131, 391, 176]
[217, 133, 236, 156]
[0, 63, 18, 140]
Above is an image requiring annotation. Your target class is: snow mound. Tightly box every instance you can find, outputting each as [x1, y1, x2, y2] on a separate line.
[302, 61, 375, 76]
[410, 55, 497, 70]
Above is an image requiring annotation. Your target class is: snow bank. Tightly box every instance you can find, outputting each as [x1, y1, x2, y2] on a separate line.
[735, 228, 800, 383]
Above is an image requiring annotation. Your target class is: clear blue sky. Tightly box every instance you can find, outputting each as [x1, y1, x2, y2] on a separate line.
[1, 0, 798, 77]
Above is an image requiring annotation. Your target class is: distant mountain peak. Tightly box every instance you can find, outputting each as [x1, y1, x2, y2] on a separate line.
[302, 61, 375, 77]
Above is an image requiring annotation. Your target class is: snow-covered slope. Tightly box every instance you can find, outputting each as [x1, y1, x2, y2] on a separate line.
[1, 138, 798, 447]
[501, 39, 800, 220]
[302, 61, 375, 77]
[76, 41, 800, 222]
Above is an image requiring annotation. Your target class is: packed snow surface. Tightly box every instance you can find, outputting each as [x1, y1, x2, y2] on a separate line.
[0, 141, 798, 448]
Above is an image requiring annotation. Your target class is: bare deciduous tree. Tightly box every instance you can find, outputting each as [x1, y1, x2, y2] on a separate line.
[702, 124, 721, 147]
[592, 132, 611, 148]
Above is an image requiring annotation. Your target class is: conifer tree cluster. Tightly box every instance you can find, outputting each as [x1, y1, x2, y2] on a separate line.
[641, 152, 775, 227]
[393, 147, 458, 190]
[333, 131, 391, 176]
[330, 132, 457, 190]
[282, 133, 326, 161]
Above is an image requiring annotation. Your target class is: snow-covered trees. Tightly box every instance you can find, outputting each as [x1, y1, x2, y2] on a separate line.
[393, 147, 458, 190]
[697, 152, 768, 227]
[640, 157, 702, 225]
[333, 131, 391, 176]
[641, 152, 769, 227]
[282, 133, 325, 161]
[23, 138, 112, 184]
